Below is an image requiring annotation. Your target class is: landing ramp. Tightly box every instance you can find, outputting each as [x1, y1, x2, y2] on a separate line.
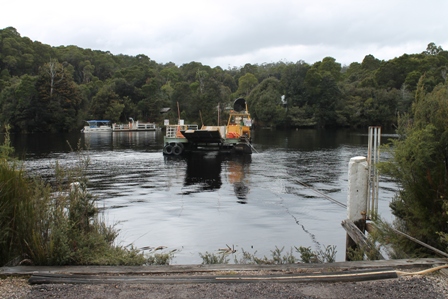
[181, 126, 225, 144]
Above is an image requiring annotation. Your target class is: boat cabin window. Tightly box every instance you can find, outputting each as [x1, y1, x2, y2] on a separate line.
[229, 115, 251, 126]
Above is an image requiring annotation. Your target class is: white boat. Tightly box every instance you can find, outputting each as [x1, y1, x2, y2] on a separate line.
[81, 120, 112, 133]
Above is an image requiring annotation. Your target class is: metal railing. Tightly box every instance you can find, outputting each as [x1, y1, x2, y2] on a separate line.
[165, 125, 198, 138]
[367, 126, 381, 220]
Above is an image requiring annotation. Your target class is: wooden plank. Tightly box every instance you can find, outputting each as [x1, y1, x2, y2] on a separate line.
[390, 227, 448, 258]
[2, 258, 447, 277]
[341, 219, 385, 260]
[366, 222, 448, 259]
[28, 268, 398, 285]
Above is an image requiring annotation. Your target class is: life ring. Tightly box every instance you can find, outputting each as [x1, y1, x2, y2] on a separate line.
[173, 144, 183, 155]
[164, 144, 173, 155]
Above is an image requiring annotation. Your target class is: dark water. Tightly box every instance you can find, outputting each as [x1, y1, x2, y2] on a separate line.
[6, 129, 397, 264]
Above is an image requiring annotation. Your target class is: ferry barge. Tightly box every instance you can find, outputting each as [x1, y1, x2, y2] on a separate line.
[163, 98, 253, 155]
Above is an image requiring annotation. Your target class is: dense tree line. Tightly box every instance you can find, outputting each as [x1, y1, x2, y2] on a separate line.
[1, 26, 447, 133]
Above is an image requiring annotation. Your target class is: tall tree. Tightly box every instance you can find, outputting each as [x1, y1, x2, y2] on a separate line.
[0, 75, 38, 132]
[235, 73, 258, 97]
[304, 63, 342, 127]
[90, 83, 120, 120]
[424, 42, 443, 55]
[247, 77, 283, 127]
[34, 60, 82, 132]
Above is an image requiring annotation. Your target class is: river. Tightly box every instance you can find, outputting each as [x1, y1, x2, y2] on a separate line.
[6, 128, 397, 264]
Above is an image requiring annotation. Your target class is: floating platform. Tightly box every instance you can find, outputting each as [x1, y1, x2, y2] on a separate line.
[82, 120, 159, 133]
[112, 122, 158, 132]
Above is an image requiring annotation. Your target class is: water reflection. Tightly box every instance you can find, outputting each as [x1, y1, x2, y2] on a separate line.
[112, 131, 158, 149]
[172, 152, 252, 202]
[180, 152, 222, 194]
[227, 155, 252, 203]
[83, 132, 113, 150]
[82, 131, 159, 151]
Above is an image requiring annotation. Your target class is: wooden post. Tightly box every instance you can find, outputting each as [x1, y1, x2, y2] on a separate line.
[346, 156, 368, 260]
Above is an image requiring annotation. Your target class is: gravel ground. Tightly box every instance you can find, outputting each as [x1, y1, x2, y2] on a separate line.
[1, 275, 447, 299]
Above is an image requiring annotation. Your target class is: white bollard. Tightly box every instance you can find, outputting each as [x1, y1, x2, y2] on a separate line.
[347, 156, 368, 221]
[345, 156, 369, 260]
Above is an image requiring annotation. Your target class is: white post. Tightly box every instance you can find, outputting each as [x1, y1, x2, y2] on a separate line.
[347, 156, 369, 221]
[346, 156, 369, 260]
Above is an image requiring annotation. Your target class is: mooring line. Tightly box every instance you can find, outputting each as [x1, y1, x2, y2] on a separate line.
[246, 140, 258, 153]
[288, 207, 322, 250]
[294, 179, 347, 208]
[272, 191, 322, 251]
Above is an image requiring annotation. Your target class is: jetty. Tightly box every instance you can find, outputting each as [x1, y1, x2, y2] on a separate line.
[82, 118, 158, 133]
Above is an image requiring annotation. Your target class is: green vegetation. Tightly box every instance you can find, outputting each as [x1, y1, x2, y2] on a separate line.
[199, 251, 231, 264]
[146, 252, 174, 265]
[0, 129, 158, 266]
[199, 245, 337, 265]
[1, 27, 448, 131]
[378, 78, 448, 257]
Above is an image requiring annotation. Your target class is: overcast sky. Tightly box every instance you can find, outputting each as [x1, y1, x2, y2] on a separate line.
[2, 0, 447, 69]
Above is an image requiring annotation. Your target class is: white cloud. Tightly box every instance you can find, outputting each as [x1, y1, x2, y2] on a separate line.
[2, 0, 448, 68]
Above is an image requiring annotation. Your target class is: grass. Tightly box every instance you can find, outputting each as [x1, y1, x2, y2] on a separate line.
[199, 245, 338, 265]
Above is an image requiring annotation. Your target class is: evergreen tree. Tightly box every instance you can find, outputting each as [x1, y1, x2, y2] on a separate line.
[379, 77, 448, 256]
[34, 60, 82, 132]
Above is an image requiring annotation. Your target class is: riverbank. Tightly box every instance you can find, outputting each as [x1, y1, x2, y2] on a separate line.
[1, 258, 447, 298]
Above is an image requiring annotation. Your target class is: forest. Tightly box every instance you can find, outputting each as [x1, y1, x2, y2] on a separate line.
[0, 26, 447, 133]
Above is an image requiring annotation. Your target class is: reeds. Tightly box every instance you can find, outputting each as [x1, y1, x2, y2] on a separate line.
[199, 245, 337, 265]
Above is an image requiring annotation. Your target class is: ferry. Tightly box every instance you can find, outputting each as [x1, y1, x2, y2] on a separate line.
[163, 98, 254, 155]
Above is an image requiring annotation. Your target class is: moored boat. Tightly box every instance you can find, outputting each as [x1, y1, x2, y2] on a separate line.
[81, 120, 112, 133]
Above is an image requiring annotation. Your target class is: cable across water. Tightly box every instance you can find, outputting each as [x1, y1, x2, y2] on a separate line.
[294, 179, 347, 208]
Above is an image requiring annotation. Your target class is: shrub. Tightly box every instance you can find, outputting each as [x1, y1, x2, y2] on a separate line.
[0, 129, 148, 266]
[378, 79, 448, 257]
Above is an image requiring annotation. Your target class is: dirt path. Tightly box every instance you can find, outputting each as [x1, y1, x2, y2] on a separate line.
[1, 275, 447, 299]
